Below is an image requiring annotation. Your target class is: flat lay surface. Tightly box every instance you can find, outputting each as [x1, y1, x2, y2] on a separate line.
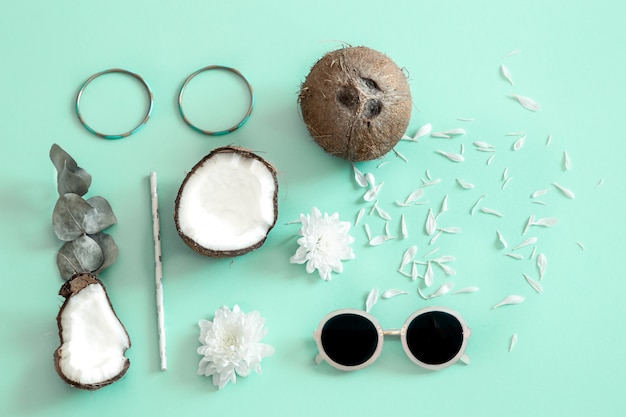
[2, 1, 625, 416]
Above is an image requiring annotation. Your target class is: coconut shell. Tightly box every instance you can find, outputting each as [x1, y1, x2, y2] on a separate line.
[54, 273, 131, 390]
[299, 46, 412, 162]
[174, 146, 279, 258]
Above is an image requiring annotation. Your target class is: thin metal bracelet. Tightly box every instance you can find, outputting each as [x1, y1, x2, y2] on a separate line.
[75, 68, 154, 140]
[177, 65, 254, 136]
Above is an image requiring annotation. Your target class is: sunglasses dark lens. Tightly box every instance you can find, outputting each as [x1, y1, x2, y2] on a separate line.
[320, 313, 379, 367]
[405, 311, 464, 365]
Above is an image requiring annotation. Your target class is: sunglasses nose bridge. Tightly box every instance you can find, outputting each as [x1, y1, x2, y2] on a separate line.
[383, 328, 402, 337]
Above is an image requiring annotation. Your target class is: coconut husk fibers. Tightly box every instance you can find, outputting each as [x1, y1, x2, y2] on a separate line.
[54, 273, 131, 390]
[174, 146, 279, 258]
[299, 46, 412, 162]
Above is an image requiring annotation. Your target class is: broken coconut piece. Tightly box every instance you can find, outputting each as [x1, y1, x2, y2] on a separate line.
[174, 146, 278, 257]
[54, 273, 130, 390]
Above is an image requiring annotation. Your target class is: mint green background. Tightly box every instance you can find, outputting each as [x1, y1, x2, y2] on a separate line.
[2, 1, 625, 416]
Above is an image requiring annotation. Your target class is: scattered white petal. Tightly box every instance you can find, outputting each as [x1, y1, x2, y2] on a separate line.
[413, 122, 432, 140]
[509, 334, 518, 352]
[506, 131, 526, 136]
[432, 255, 455, 263]
[425, 169, 432, 180]
[500, 64, 514, 85]
[528, 255, 543, 277]
[457, 117, 475, 122]
[503, 49, 521, 58]
[459, 354, 471, 365]
[546, 134, 552, 146]
[401, 214, 407, 239]
[369, 235, 394, 246]
[438, 195, 449, 217]
[410, 262, 419, 281]
[376, 206, 391, 221]
[394, 149, 408, 163]
[487, 154, 496, 165]
[523, 273, 543, 293]
[510, 94, 540, 111]
[522, 215, 535, 235]
[502, 177, 513, 190]
[404, 188, 424, 204]
[442, 128, 466, 136]
[576, 241, 586, 251]
[424, 261, 434, 287]
[492, 294, 525, 309]
[505, 253, 524, 260]
[384, 221, 391, 237]
[364, 223, 371, 241]
[423, 248, 440, 258]
[436, 150, 465, 162]
[453, 286, 479, 295]
[532, 217, 558, 227]
[431, 132, 452, 138]
[456, 178, 475, 189]
[428, 282, 453, 299]
[365, 288, 379, 313]
[530, 246, 537, 259]
[377, 161, 390, 169]
[513, 237, 538, 251]
[475, 147, 496, 153]
[438, 227, 461, 234]
[421, 178, 442, 187]
[471, 194, 486, 215]
[553, 182, 575, 199]
[363, 182, 384, 202]
[355, 208, 365, 226]
[399, 245, 418, 270]
[481, 207, 504, 217]
[502, 167, 509, 180]
[382, 289, 408, 299]
[474, 141, 495, 149]
[417, 286, 428, 300]
[532, 200, 547, 206]
[496, 231, 508, 249]
[531, 189, 550, 198]
[436, 262, 456, 276]
[365, 173, 376, 188]
[512, 135, 527, 151]
[425, 208, 436, 236]
[460, 143, 465, 155]
[564, 151, 572, 170]
[352, 164, 368, 187]
[429, 230, 442, 245]
[596, 179, 604, 188]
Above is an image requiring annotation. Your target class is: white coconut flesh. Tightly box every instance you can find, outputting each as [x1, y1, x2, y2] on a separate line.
[177, 151, 276, 251]
[57, 283, 130, 386]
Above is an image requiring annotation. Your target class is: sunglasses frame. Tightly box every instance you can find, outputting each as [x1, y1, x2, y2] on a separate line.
[314, 306, 471, 371]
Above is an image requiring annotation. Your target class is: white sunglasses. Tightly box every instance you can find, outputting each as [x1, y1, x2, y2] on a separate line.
[314, 306, 471, 371]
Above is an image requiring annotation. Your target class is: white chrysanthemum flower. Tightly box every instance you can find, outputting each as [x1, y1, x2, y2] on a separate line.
[197, 305, 274, 389]
[290, 207, 355, 281]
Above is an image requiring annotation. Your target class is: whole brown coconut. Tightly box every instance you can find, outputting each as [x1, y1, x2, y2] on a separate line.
[299, 46, 412, 162]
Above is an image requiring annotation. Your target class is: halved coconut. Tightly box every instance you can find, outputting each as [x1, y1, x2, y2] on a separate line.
[174, 146, 278, 258]
[54, 273, 131, 390]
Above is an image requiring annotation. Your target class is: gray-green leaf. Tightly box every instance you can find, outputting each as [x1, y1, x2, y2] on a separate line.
[87, 196, 117, 231]
[52, 194, 100, 241]
[50, 144, 92, 196]
[56, 235, 104, 280]
[90, 233, 118, 275]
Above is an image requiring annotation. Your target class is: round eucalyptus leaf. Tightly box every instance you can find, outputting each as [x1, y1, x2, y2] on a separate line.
[53, 194, 98, 241]
[90, 233, 118, 275]
[87, 196, 117, 231]
[56, 235, 104, 280]
[50, 144, 92, 196]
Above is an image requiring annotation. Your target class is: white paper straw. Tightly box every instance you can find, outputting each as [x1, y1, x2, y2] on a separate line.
[150, 172, 167, 371]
